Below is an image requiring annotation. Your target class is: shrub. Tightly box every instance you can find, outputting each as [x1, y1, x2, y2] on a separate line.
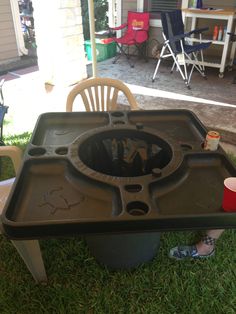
[81, 0, 108, 40]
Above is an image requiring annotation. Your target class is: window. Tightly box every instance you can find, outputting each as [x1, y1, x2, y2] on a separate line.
[144, 0, 181, 16]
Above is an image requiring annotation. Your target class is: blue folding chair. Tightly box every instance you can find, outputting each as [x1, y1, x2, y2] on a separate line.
[152, 10, 211, 89]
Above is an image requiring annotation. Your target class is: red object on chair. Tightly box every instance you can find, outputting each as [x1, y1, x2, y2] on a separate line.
[110, 11, 150, 67]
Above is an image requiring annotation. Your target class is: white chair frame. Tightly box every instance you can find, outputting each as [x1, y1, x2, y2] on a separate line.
[0, 146, 47, 283]
[66, 77, 138, 112]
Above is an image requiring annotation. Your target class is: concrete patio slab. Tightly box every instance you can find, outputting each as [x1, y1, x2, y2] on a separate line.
[95, 57, 236, 145]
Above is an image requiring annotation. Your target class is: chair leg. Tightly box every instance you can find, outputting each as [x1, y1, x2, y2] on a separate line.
[136, 43, 148, 62]
[199, 33, 206, 72]
[112, 44, 123, 63]
[182, 59, 188, 83]
[152, 45, 167, 82]
[12, 239, 47, 283]
[171, 53, 189, 88]
[200, 50, 205, 72]
[113, 44, 134, 68]
[170, 61, 176, 73]
[187, 52, 206, 78]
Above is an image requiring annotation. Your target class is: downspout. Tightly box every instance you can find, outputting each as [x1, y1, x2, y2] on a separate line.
[10, 0, 28, 56]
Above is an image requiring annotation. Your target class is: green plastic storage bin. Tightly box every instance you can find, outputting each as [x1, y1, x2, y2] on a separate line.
[84, 39, 116, 62]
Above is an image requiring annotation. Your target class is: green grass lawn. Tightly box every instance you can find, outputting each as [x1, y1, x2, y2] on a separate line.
[1, 134, 236, 313]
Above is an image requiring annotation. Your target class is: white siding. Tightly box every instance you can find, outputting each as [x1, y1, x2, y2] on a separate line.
[203, 0, 236, 8]
[0, 0, 19, 63]
[122, 0, 137, 22]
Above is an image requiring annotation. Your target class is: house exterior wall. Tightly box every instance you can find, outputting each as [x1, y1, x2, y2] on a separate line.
[32, 0, 87, 86]
[202, 0, 236, 8]
[0, 0, 19, 63]
[122, 0, 137, 23]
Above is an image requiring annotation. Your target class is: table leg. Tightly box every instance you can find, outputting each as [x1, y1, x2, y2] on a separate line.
[219, 15, 234, 77]
[12, 240, 47, 283]
[191, 16, 197, 31]
[229, 24, 236, 66]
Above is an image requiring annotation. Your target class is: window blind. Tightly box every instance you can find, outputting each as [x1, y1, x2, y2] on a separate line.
[150, 0, 180, 12]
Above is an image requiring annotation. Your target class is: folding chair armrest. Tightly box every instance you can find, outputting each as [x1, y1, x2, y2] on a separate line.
[168, 27, 208, 43]
[187, 27, 209, 36]
[168, 32, 189, 43]
[109, 23, 128, 31]
[0, 146, 22, 174]
[227, 32, 236, 41]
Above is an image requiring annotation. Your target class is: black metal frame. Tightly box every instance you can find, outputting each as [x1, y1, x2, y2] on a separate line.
[112, 40, 148, 68]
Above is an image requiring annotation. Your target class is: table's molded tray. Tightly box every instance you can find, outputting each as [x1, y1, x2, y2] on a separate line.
[2, 110, 236, 239]
[31, 110, 207, 146]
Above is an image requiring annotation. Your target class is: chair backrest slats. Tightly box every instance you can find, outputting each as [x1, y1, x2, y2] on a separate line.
[80, 90, 91, 112]
[66, 77, 138, 112]
[94, 86, 100, 111]
[111, 88, 119, 110]
[86, 87, 95, 111]
[101, 86, 105, 111]
[106, 86, 112, 110]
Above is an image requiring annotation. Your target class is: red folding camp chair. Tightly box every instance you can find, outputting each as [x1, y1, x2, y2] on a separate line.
[110, 11, 150, 68]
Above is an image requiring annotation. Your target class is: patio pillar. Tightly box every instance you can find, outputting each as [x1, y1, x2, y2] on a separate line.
[32, 0, 87, 86]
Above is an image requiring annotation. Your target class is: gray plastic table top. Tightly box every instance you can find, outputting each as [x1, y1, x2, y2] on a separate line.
[2, 109, 236, 239]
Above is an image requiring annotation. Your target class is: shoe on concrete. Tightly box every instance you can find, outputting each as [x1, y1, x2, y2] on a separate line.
[169, 245, 215, 260]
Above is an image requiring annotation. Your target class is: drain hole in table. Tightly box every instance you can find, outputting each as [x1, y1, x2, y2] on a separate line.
[126, 201, 149, 216]
[55, 147, 68, 155]
[28, 147, 46, 156]
[111, 111, 125, 117]
[125, 184, 142, 193]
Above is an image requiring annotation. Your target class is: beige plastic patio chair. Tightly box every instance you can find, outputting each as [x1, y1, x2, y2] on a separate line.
[66, 77, 138, 112]
[0, 146, 47, 283]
